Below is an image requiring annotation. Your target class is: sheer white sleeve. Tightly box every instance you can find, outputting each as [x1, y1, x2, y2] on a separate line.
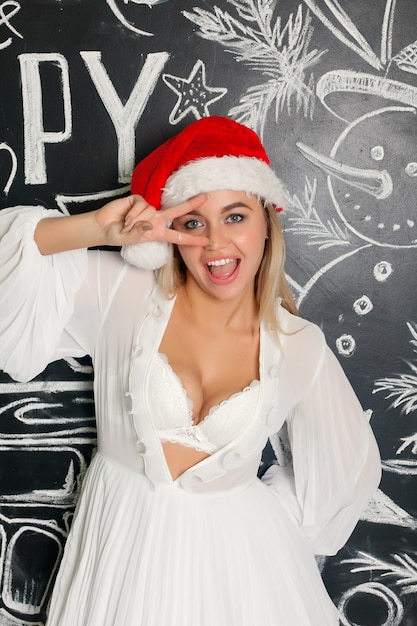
[262, 337, 381, 556]
[0, 206, 88, 382]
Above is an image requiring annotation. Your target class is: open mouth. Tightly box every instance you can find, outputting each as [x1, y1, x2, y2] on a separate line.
[206, 258, 239, 281]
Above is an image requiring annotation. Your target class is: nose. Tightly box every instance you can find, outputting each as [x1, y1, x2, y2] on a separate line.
[204, 222, 228, 249]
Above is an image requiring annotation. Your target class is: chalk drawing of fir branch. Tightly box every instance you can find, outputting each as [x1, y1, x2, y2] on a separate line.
[344, 551, 417, 596]
[183, 1, 326, 136]
[374, 322, 417, 416]
[284, 177, 350, 249]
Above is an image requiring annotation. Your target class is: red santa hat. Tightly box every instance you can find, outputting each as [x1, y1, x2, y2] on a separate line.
[122, 116, 285, 269]
[131, 116, 285, 210]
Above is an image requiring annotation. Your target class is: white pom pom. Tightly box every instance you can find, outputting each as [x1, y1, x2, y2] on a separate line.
[120, 241, 170, 270]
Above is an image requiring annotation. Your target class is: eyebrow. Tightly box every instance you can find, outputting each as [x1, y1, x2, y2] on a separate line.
[181, 202, 254, 217]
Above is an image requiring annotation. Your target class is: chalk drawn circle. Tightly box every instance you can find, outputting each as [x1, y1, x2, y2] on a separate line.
[329, 107, 417, 248]
[338, 582, 404, 626]
[335, 334, 356, 357]
[405, 161, 417, 177]
[371, 145, 384, 161]
[353, 295, 373, 316]
[373, 261, 393, 282]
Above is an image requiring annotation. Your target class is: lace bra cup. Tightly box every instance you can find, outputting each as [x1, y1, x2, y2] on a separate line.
[148, 352, 260, 454]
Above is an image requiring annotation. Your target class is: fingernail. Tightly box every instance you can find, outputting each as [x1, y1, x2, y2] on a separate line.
[142, 224, 154, 232]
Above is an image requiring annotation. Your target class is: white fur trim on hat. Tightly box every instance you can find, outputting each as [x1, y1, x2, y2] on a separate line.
[161, 156, 285, 209]
[120, 240, 170, 270]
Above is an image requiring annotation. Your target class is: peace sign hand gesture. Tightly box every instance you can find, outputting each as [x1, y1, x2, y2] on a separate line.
[97, 194, 209, 248]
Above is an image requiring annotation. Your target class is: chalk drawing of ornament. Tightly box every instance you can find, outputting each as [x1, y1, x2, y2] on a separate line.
[162, 60, 227, 125]
[297, 105, 417, 248]
[183, 3, 324, 136]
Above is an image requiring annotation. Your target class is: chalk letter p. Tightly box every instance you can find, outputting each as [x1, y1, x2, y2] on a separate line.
[19, 53, 72, 185]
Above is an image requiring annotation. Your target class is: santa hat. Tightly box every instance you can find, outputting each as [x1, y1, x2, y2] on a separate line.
[121, 116, 285, 270]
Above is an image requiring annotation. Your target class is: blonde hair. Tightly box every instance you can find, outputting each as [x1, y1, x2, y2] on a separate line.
[256, 203, 298, 331]
[156, 201, 298, 333]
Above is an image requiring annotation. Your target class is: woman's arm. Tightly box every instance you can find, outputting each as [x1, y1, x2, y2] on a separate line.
[34, 209, 106, 254]
[34, 194, 209, 254]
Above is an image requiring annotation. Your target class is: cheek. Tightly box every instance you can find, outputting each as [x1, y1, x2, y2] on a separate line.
[238, 229, 267, 256]
[177, 246, 200, 271]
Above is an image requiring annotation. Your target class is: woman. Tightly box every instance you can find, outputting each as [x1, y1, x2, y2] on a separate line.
[0, 116, 380, 625]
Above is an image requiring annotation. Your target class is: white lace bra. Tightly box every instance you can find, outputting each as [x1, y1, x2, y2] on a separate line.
[147, 352, 260, 454]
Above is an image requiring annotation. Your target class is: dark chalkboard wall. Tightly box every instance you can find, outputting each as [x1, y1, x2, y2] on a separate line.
[1, 0, 417, 624]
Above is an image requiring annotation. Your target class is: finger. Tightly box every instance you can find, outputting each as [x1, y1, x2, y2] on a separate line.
[161, 194, 207, 221]
[164, 229, 209, 247]
[121, 205, 157, 233]
[127, 221, 154, 234]
[116, 194, 148, 216]
[126, 201, 156, 220]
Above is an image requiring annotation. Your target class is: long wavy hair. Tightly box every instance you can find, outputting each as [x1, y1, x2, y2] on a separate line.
[156, 200, 298, 333]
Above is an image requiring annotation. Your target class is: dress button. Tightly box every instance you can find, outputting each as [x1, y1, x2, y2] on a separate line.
[152, 306, 162, 318]
[221, 450, 242, 470]
[266, 406, 279, 426]
[134, 346, 143, 357]
[268, 365, 280, 378]
[136, 441, 147, 454]
[179, 474, 192, 490]
[185, 474, 204, 491]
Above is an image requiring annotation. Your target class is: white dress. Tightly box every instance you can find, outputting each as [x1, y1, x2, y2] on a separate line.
[0, 207, 381, 626]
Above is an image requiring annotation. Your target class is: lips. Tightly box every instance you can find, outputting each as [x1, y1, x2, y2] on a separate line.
[206, 258, 239, 280]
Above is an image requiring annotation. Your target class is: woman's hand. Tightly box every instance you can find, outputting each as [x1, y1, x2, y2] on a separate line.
[34, 194, 210, 256]
[96, 194, 210, 248]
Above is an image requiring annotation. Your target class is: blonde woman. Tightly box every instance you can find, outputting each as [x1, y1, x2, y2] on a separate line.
[0, 116, 380, 626]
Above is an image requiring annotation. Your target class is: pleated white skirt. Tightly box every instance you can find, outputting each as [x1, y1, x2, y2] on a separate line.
[46, 453, 340, 626]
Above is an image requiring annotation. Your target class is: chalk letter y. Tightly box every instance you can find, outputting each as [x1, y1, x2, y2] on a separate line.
[81, 51, 169, 182]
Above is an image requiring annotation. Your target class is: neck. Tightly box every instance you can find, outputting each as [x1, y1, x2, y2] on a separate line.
[179, 277, 259, 334]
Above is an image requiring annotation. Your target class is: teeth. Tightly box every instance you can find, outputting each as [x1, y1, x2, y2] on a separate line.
[207, 258, 235, 267]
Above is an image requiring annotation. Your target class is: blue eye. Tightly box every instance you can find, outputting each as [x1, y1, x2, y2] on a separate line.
[184, 219, 203, 229]
[226, 214, 243, 223]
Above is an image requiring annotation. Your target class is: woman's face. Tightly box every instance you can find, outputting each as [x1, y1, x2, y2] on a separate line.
[172, 190, 268, 302]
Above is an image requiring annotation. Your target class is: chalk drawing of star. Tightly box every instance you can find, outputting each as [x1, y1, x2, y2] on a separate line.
[163, 59, 227, 124]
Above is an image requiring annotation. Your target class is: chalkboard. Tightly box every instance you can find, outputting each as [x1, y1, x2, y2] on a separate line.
[1, 0, 417, 624]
